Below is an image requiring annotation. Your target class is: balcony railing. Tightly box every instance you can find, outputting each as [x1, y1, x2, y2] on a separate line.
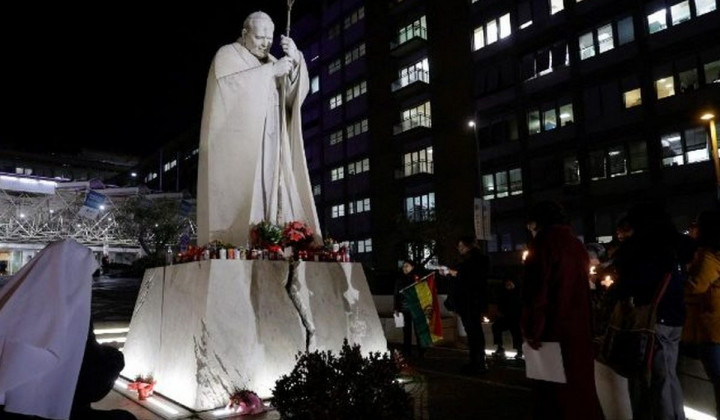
[390, 25, 427, 49]
[393, 115, 432, 135]
[395, 161, 434, 178]
[405, 208, 436, 222]
[391, 69, 430, 92]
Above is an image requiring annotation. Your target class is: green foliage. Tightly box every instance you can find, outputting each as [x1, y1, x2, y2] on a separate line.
[272, 339, 412, 420]
[114, 196, 189, 259]
[253, 221, 284, 246]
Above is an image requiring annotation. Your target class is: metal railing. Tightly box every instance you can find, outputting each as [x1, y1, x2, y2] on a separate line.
[393, 115, 432, 135]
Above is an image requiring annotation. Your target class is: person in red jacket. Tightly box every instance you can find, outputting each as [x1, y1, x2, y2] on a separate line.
[521, 200, 602, 419]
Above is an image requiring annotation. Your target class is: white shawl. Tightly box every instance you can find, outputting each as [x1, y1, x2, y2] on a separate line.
[0, 239, 96, 419]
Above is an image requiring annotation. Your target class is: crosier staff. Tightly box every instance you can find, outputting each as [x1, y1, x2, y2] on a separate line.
[276, 0, 296, 224]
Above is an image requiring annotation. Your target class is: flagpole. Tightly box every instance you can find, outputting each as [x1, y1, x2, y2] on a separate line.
[399, 272, 435, 293]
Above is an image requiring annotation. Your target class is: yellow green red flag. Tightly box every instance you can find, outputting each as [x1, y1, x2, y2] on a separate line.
[400, 273, 443, 347]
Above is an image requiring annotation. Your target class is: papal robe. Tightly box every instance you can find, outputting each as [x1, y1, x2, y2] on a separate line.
[197, 42, 321, 247]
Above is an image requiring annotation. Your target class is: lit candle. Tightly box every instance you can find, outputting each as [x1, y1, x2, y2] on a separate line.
[601, 275, 614, 288]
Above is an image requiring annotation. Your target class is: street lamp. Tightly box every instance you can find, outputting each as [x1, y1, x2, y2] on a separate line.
[467, 119, 481, 197]
[701, 112, 719, 201]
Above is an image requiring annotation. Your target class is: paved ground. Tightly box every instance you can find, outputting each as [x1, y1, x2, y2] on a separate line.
[94, 343, 532, 420]
[88, 276, 532, 419]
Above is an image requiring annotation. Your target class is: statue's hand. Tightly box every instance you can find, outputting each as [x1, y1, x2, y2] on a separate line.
[273, 56, 294, 77]
[280, 35, 300, 64]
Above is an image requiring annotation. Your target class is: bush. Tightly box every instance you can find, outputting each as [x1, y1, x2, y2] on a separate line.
[272, 339, 412, 420]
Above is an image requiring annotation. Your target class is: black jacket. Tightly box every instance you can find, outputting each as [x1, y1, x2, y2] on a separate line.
[451, 247, 489, 316]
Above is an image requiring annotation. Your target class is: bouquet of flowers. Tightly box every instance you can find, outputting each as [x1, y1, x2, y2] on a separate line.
[128, 375, 155, 400]
[250, 221, 284, 247]
[323, 237, 338, 251]
[282, 221, 314, 249]
[227, 388, 267, 415]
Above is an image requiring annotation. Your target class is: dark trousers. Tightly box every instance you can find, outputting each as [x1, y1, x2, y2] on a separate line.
[401, 310, 425, 358]
[491, 315, 522, 350]
[460, 310, 486, 367]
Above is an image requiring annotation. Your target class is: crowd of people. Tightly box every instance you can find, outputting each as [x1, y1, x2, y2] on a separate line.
[398, 199, 719, 419]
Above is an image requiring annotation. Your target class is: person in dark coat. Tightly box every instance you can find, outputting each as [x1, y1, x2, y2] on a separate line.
[394, 259, 428, 359]
[447, 236, 490, 374]
[521, 200, 602, 420]
[491, 279, 523, 359]
[613, 202, 689, 420]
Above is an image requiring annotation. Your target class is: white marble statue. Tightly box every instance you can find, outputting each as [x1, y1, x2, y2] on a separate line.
[196, 11, 321, 247]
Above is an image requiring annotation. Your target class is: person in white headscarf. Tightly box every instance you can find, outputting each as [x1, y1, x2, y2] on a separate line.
[0, 239, 134, 420]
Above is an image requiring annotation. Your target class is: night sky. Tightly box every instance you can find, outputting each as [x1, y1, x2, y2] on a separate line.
[3, 2, 319, 156]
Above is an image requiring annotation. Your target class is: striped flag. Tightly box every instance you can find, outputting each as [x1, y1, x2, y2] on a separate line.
[401, 273, 443, 347]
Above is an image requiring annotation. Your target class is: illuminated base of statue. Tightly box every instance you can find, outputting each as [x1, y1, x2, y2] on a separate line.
[120, 260, 387, 411]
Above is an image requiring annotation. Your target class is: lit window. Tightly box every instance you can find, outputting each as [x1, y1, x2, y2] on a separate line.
[313, 184, 321, 196]
[345, 81, 367, 102]
[330, 166, 345, 181]
[559, 104, 574, 126]
[647, 9, 668, 33]
[608, 147, 628, 177]
[527, 110, 541, 134]
[671, 1, 692, 24]
[344, 43, 366, 65]
[623, 88, 642, 108]
[331, 204, 346, 218]
[330, 130, 343, 145]
[549, 0, 564, 15]
[482, 174, 496, 200]
[473, 27, 485, 51]
[597, 24, 614, 54]
[405, 193, 435, 221]
[328, 59, 342, 75]
[579, 32, 595, 60]
[403, 147, 434, 177]
[499, 14, 512, 39]
[486, 19, 498, 45]
[684, 127, 709, 163]
[655, 77, 675, 99]
[310, 76, 320, 94]
[484, 169, 522, 199]
[329, 94, 343, 110]
[661, 132, 684, 166]
[704, 59, 720, 84]
[695, 0, 717, 15]
[542, 109, 557, 131]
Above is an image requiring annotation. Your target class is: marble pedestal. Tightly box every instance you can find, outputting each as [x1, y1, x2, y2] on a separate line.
[121, 260, 387, 411]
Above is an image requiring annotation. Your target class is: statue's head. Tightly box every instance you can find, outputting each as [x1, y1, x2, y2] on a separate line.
[241, 11, 275, 60]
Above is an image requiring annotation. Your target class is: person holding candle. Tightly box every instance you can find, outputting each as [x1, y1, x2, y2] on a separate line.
[683, 209, 720, 418]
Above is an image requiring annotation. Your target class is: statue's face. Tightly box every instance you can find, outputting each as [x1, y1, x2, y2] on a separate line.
[242, 18, 274, 60]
